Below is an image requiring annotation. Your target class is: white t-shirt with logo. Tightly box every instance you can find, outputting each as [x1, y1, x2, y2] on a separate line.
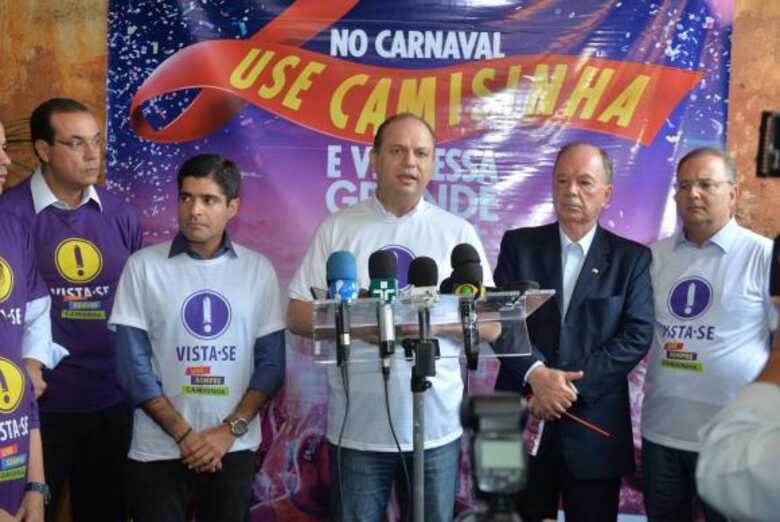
[642, 219, 776, 452]
[289, 196, 493, 452]
[110, 241, 285, 461]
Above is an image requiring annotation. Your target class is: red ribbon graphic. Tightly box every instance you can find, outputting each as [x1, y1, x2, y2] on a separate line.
[129, 0, 703, 146]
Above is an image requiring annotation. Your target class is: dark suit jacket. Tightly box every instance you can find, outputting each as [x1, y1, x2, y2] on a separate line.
[494, 222, 653, 480]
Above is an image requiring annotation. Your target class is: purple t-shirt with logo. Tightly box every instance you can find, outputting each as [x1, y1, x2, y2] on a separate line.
[0, 178, 143, 412]
[0, 211, 46, 513]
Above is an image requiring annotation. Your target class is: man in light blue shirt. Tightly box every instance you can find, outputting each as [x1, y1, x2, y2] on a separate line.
[111, 154, 285, 522]
[641, 148, 775, 522]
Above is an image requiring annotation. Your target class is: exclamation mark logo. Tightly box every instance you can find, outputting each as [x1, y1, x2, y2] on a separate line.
[0, 369, 10, 404]
[0, 258, 11, 304]
[203, 296, 212, 333]
[74, 245, 85, 277]
[684, 282, 696, 315]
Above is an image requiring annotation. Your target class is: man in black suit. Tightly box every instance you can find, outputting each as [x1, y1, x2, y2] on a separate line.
[494, 142, 654, 522]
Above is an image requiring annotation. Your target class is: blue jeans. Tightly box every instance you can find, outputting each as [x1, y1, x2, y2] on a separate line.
[641, 438, 727, 522]
[329, 438, 460, 522]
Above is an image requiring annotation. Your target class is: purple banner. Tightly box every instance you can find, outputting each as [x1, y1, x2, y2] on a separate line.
[106, 0, 732, 518]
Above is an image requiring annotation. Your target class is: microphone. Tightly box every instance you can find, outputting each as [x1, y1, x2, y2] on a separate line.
[451, 243, 481, 266]
[450, 244, 484, 370]
[408, 256, 439, 306]
[327, 251, 358, 301]
[407, 257, 439, 380]
[369, 250, 398, 375]
[326, 251, 357, 366]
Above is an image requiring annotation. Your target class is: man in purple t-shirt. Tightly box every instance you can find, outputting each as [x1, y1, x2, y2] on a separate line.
[0, 120, 56, 521]
[0, 100, 143, 521]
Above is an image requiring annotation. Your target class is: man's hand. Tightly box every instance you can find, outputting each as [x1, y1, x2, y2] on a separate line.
[526, 396, 544, 419]
[527, 366, 584, 420]
[15, 491, 44, 522]
[23, 360, 46, 399]
[180, 425, 235, 473]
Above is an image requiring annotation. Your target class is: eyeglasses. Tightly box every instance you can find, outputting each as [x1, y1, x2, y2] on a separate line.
[54, 135, 102, 152]
[673, 179, 734, 193]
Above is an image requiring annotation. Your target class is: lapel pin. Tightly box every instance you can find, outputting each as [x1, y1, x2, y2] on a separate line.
[592, 267, 600, 275]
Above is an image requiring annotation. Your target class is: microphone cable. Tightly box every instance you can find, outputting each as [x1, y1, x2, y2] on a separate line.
[336, 361, 350, 521]
[382, 361, 412, 522]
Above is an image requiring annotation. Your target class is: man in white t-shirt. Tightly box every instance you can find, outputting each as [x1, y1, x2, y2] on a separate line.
[110, 154, 286, 522]
[641, 148, 776, 521]
[287, 113, 497, 522]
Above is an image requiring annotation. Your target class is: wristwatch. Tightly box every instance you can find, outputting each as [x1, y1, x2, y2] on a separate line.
[25, 481, 51, 505]
[225, 416, 249, 437]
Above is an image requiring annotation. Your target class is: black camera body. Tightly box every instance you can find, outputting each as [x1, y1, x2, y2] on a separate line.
[460, 393, 528, 521]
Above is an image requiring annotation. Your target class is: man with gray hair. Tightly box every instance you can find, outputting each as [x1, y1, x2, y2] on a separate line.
[641, 148, 776, 521]
[494, 142, 654, 522]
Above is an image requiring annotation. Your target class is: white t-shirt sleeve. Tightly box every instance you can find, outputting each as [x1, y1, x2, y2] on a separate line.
[461, 222, 494, 287]
[289, 221, 331, 302]
[108, 254, 149, 332]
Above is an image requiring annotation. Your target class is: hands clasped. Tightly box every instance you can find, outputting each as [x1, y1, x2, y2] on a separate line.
[527, 366, 584, 421]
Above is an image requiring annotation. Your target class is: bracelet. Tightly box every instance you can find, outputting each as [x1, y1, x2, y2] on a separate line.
[175, 427, 192, 444]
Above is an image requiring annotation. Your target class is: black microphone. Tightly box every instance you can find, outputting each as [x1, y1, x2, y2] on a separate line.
[326, 251, 358, 366]
[451, 243, 481, 266]
[450, 244, 484, 370]
[369, 250, 398, 375]
[407, 257, 439, 379]
[408, 256, 439, 306]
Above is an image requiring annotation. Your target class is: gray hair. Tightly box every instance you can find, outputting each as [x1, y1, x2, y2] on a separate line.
[554, 142, 614, 184]
[676, 147, 737, 183]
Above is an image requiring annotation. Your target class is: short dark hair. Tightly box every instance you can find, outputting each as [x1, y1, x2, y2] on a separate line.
[30, 98, 91, 145]
[372, 112, 436, 151]
[676, 147, 737, 183]
[554, 142, 614, 184]
[176, 153, 241, 201]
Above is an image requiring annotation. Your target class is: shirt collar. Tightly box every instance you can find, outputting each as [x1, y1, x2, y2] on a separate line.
[674, 218, 737, 253]
[30, 166, 102, 214]
[559, 223, 598, 256]
[168, 231, 237, 260]
[371, 193, 428, 220]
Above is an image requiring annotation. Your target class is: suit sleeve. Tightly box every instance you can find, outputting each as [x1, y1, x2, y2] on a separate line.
[576, 245, 654, 403]
[493, 231, 547, 390]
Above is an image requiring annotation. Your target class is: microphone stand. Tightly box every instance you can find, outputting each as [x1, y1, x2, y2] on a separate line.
[404, 299, 439, 522]
[461, 295, 480, 371]
[336, 299, 351, 367]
